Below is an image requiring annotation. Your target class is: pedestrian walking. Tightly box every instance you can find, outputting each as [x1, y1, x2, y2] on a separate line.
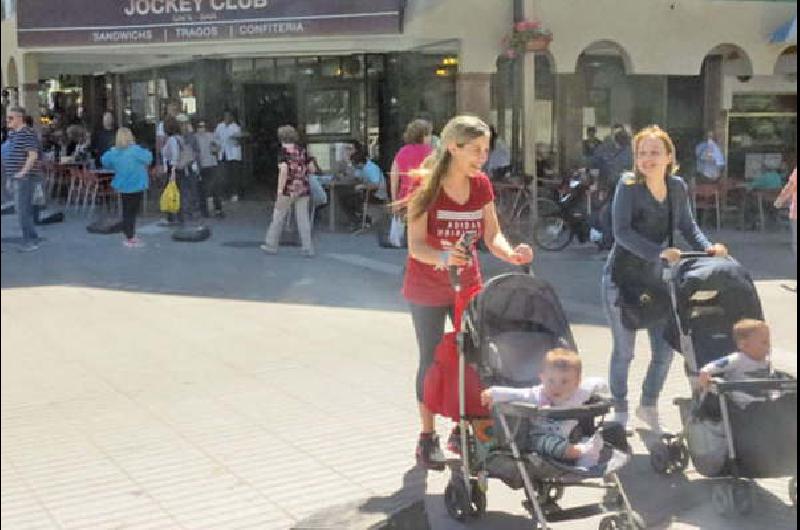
[401, 115, 533, 470]
[390, 119, 433, 205]
[194, 118, 223, 218]
[177, 115, 203, 220]
[100, 128, 152, 248]
[774, 166, 797, 259]
[214, 110, 243, 202]
[160, 116, 191, 225]
[4, 106, 44, 252]
[261, 125, 315, 257]
[602, 125, 728, 432]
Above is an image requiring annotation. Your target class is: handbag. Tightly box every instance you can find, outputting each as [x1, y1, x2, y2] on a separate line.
[388, 216, 405, 248]
[611, 183, 674, 330]
[159, 179, 181, 214]
[32, 181, 47, 206]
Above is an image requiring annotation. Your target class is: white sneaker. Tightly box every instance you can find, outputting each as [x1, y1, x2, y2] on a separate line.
[608, 411, 629, 428]
[231, 194, 239, 203]
[635, 405, 663, 433]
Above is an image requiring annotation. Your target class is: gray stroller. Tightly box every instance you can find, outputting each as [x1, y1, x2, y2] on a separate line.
[650, 252, 797, 515]
[444, 268, 643, 529]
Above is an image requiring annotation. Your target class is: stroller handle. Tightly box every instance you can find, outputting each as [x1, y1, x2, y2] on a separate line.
[661, 250, 713, 268]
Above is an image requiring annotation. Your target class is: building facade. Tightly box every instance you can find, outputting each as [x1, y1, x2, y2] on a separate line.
[2, 0, 796, 190]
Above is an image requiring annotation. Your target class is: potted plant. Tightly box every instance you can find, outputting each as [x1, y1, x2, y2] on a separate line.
[503, 19, 553, 59]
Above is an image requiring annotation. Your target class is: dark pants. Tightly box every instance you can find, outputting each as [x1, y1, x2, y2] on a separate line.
[121, 191, 143, 239]
[14, 177, 39, 244]
[410, 303, 454, 402]
[220, 160, 243, 198]
[179, 168, 202, 220]
[200, 166, 223, 213]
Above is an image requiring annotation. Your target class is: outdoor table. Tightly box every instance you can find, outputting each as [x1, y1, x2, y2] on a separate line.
[321, 177, 358, 232]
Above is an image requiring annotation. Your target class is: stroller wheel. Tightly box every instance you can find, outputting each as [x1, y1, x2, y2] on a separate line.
[539, 483, 564, 504]
[669, 439, 690, 472]
[444, 480, 470, 522]
[469, 478, 487, 517]
[599, 512, 646, 530]
[790, 476, 796, 507]
[649, 441, 671, 474]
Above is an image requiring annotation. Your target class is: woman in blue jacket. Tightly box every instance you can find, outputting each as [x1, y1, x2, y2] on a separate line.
[101, 128, 152, 247]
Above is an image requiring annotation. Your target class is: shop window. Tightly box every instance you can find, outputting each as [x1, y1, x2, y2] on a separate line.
[732, 94, 797, 113]
[320, 57, 342, 78]
[305, 89, 351, 135]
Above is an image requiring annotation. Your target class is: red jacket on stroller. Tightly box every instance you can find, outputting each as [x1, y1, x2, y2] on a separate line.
[423, 284, 490, 421]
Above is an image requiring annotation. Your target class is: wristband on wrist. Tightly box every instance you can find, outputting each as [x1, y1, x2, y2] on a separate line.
[439, 249, 449, 268]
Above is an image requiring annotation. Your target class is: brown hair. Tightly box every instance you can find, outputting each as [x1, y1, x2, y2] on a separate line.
[631, 125, 680, 183]
[403, 119, 433, 145]
[732, 319, 769, 344]
[163, 116, 180, 137]
[277, 125, 299, 144]
[406, 115, 490, 220]
[543, 348, 582, 377]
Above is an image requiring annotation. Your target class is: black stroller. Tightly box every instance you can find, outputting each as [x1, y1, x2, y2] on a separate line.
[444, 268, 643, 529]
[650, 252, 797, 515]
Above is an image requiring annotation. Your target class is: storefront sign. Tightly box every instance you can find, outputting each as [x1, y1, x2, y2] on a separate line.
[17, 0, 404, 47]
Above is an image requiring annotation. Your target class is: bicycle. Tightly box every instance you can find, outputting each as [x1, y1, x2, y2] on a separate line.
[493, 174, 559, 244]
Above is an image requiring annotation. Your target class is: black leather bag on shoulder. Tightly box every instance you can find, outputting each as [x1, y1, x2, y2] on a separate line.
[611, 184, 674, 330]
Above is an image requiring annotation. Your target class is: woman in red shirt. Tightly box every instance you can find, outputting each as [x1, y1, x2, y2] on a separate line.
[402, 115, 534, 469]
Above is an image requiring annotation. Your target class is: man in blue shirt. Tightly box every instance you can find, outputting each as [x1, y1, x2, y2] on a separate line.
[4, 107, 43, 252]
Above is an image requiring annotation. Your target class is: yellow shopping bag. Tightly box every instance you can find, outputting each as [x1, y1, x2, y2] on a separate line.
[159, 180, 180, 214]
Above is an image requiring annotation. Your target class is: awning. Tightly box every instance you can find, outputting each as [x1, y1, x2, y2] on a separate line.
[770, 15, 797, 44]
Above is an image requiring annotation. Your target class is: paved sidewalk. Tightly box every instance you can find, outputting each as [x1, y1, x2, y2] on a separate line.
[1, 205, 796, 529]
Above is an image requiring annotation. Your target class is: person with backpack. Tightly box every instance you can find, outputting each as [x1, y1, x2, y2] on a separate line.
[261, 125, 315, 257]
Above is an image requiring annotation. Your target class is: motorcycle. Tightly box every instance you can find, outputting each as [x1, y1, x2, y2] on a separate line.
[532, 170, 612, 251]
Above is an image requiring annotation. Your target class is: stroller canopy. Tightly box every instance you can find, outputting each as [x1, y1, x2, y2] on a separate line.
[464, 273, 577, 386]
[666, 257, 763, 365]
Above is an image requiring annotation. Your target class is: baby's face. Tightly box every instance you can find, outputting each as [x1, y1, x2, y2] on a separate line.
[541, 366, 580, 404]
[738, 328, 771, 361]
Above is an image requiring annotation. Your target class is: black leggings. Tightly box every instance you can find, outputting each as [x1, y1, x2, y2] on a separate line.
[121, 191, 143, 239]
[410, 302, 454, 402]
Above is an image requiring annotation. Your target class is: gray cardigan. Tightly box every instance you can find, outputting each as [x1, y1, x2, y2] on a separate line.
[605, 174, 712, 275]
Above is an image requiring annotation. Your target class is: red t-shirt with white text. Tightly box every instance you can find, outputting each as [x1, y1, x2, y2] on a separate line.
[402, 173, 495, 306]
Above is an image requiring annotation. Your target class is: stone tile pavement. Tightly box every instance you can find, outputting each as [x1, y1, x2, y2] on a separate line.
[1, 204, 797, 529]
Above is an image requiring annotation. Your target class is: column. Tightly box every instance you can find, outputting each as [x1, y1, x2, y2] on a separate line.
[456, 72, 492, 121]
[19, 53, 39, 120]
[522, 51, 538, 219]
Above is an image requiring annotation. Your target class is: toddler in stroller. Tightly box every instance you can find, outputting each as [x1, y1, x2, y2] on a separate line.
[650, 252, 797, 516]
[481, 348, 605, 469]
[438, 270, 643, 529]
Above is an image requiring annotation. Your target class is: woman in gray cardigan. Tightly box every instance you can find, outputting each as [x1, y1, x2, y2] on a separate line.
[603, 125, 728, 432]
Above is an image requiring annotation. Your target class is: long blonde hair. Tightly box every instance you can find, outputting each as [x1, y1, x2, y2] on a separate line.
[406, 115, 490, 219]
[631, 125, 679, 183]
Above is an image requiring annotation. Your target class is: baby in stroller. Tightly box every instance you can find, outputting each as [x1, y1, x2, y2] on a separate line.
[651, 252, 797, 515]
[481, 348, 605, 469]
[439, 270, 643, 529]
[698, 318, 771, 407]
